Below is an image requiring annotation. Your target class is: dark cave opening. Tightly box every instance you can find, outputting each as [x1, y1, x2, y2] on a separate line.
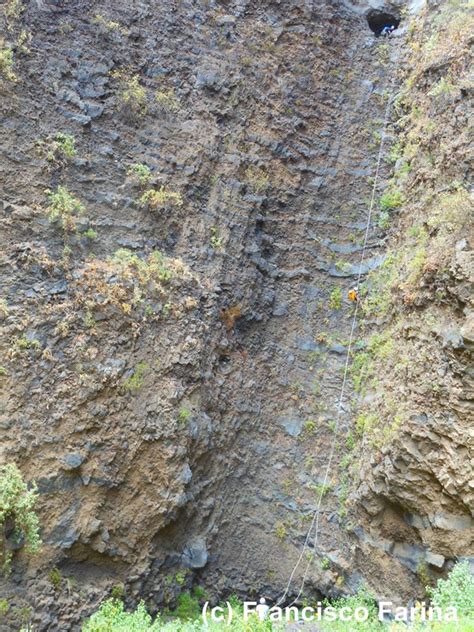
[367, 10, 400, 36]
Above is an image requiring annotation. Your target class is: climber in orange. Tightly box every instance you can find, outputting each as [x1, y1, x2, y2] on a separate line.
[348, 287, 360, 303]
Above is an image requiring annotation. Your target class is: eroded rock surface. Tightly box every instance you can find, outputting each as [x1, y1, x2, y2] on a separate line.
[0, 0, 472, 630]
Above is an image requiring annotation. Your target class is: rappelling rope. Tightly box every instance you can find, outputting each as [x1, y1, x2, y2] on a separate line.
[275, 70, 397, 609]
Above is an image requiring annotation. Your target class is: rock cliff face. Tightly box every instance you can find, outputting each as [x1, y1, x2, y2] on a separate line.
[0, 0, 472, 630]
[349, 0, 473, 590]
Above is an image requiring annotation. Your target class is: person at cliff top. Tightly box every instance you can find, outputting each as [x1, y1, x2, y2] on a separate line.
[348, 287, 359, 303]
[380, 24, 395, 36]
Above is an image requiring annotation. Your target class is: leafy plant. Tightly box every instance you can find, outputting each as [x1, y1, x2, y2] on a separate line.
[210, 227, 222, 249]
[329, 287, 343, 310]
[429, 77, 457, 98]
[427, 561, 474, 618]
[39, 133, 77, 162]
[321, 557, 331, 570]
[0, 299, 9, 318]
[155, 88, 180, 114]
[335, 260, 351, 273]
[0, 41, 15, 81]
[0, 463, 41, 574]
[139, 187, 183, 210]
[110, 584, 124, 600]
[388, 141, 402, 164]
[275, 522, 287, 540]
[417, 561, 431, 587]
[10, 334, 41, 356]
[177, 408, 191, 424]
[48, 567, 62, 590]
[380, 190, 404, 212]
[3, 0, 23, 22]
[82, 600, 159, 632]
[122, 362, 149, 392]
[355, 413, 378, 436]
[193, 585, 206, 600]
[303, 419, 317, 435]
[113, 72, 147, 119]
[174, 570, 187, 586]
[315, 482, 331, 498]
[110, 249, 172, 284]
[245, 166, 270, 194]
[379, 191, 403, 228]
[46, 186, 84, 231]
[83, 598, 278, 630]
[82, 228, 98, 240]
[92, 14, 128, 37]
[172, 592, 200, 621]
[128, 163, 152, 187]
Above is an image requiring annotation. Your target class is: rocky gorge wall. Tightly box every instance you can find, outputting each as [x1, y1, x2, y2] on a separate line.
[0, 0, 472, 630]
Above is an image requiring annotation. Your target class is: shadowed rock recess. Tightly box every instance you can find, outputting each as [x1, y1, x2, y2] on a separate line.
[0, 0, 472, 629]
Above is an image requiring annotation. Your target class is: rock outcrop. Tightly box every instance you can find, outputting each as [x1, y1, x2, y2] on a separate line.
[0, 0, 471, 630]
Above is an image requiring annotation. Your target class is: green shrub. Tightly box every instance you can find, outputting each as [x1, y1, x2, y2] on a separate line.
[110, 584, 124, 600]
[388, 142, 402, 164]
[81, 563, 474, 631]
[36, 133, 76, 165]
[11, 334, 41, 356]
[114, 72, 147, 119]
[428, 561, 474, 619]
[155, 88, 180, 114]
[173, 592, 200, 621]
[82, 598, 275, 631]
[177, 408, 191, 424]
[379, 191, 404, 229]
[82, 228, 98, 240]
[355, 413, 378, 436]
[275, 522, 287, 540]
[48, 567, 62, 590]
[46, 186, 84, 231]
[92, 14, 128, 37]
[335, 260, 351, 273]
[0, 298, 9, 318]
[82, 600, 159, 632]
[380, 190, 404, 212]
[329, 287, 343, 310]
[378, 210, 391, 230]
[0, 42, 15, 81]
[52, 133, 76, 159]
[3, 0, 23, 21]
[245, 166, 270, 194]
[139, 187, 183, 210]
[429, 77, 457, 98]
[128, 163, 152, 187]
[174, 570, 187, 586]
[210, 227, 222, 249]
[193, 585, 206, 600]
[122, 362, 149, 392]
[0, 463, 41, 574]
[350, 351, 372, 393]
[315, 482, 331, 498]
[321, 588, 383, 632]
[110, 249, 172, 284]
[321, 557, 331, 570]
[417, 561, 431, 587]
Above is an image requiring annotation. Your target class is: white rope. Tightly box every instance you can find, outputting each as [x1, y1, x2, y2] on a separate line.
[275, 74, 396, 608]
